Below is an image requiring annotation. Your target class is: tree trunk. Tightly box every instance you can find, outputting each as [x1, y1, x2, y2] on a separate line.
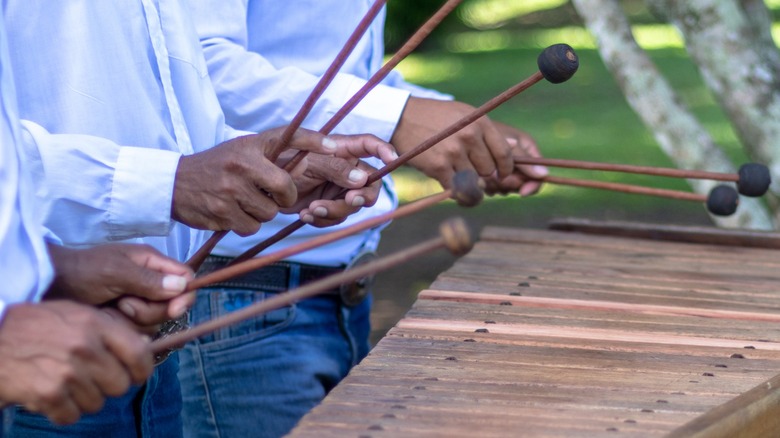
[647, 0, 780, 223]
[570, 0, 773, 229]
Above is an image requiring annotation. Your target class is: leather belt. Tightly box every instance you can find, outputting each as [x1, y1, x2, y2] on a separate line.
[198, 255, 343, 293]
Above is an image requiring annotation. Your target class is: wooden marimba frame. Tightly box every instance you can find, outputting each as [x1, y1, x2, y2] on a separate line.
[289, 220, 780, 437]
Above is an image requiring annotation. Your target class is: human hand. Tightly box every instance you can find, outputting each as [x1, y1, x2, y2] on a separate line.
[45, 243, 194, 326]
[482, 122, 548, 197]
[391, 97, 515, 188]
[172, 127, 338, 236]
[0, 301, 153, 425]
[281, 134, 397, 228]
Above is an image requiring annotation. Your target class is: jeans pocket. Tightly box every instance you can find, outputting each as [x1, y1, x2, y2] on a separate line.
[187, 287, 296, 350]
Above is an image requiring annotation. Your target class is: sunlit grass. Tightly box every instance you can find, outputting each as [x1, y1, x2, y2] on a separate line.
[391, 55, 464, 85]
[459, 0, 568, 29]
[443, 24, 686, 54]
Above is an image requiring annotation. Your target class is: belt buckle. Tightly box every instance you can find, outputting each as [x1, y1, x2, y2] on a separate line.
[151, 312, 189, 365]
[339, 250, 377, 307]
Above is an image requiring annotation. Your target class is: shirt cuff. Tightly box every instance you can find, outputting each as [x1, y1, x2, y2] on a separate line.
[111, 147, 181, 237]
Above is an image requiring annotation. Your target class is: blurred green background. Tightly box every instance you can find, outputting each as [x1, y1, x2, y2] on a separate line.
[369, 0, 774, 343]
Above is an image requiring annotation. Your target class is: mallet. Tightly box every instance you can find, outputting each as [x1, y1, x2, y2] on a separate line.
[227, 43, 580, 264]
[151, 217, 474, 354]
[514, 156, 771, 197]
[187, 0, 459, 270]
[209, 170, 483, 270]
[542, 175, 740, 216]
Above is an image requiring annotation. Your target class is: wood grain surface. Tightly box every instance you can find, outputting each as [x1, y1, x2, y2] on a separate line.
[290, 223, 780, 437]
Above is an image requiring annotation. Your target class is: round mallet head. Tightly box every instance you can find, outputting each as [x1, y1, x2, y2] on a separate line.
[737, 163, 771, 197]
[706, 185, 739, 216]
[451, 170, 485, 208]
[537, 43, 579, 84]
[439, 217, 474, 256]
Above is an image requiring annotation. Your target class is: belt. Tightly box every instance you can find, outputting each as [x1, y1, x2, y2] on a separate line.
[196, 252, 377, 307]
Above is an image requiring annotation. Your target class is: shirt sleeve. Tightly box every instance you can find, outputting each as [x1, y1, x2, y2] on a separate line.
[19, 120, 182, 246]
[188, 0, 410, 142]
[381, 69, 455, 101]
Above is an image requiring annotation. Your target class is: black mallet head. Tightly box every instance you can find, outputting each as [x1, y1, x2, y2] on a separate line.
[451, 170, 484, 208]
[737, 163, 771, 197]
[537, 43, 579, 84]
[706, 185, 739, 216]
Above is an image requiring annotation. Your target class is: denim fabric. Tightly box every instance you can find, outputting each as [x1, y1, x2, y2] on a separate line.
[178, 286, 371, 438]
[1, 407, 13, 436]
[7, 353, 183, 438]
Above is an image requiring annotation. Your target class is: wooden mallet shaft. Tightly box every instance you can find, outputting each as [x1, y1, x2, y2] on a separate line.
[151, 218, 473, 354]
[542, 175, 707, 201]
[226, 169, 484, 267]
[186, 0, 386, 271]
[282, 0, 464, 171]
[542, 175, 739, 216]
[515, 157, 770, 198]
[515, 156, 739, 182]
[266, 0, 387, 163]
[194, 190, 452, 287]
[228, 44, 580, 264]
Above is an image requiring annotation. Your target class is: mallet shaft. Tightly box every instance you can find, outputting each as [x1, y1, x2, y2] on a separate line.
[543, 175, 707, 202]
[515, 156, 739, 182]
[199, 190, 452, 282]
[283, 0, 464, 171]
[152, 235, 448, 354]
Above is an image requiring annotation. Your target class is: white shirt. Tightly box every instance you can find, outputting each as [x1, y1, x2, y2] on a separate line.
[0, 18, 53, 321]
[187, 0, 450, 266]
[4, 0, 243, 262]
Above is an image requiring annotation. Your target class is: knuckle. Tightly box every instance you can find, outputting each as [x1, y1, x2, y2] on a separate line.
[39, 383, 68, 407]
[208, 200, 232, 218]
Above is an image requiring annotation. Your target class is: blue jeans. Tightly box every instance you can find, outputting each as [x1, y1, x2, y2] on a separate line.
[6, 354, 183, 438]
[178, 287, 371, 438]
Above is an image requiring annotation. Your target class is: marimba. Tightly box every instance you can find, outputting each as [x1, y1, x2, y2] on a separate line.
[290, 219, 780, 437]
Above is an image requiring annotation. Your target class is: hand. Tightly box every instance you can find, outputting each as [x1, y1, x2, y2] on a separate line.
[0, 301, 153, 425]
[172, 127, 338, 236]
[280, 134, 397, 228]
[482, 122, 548, 197]
[391, 97, 515, 187]
[45, 243, 194, 326]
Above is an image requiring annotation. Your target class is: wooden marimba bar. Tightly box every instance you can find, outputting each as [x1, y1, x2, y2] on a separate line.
[290, 220, 780, 437]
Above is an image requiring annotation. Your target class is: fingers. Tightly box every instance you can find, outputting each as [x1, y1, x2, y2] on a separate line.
[507, 134, 547, 197]
[167, 291, 195, 320]
[115, 296, 176, 330]
[328, 134, 398, 165]
[133, 246, 194, 279]
[299, 198, 360, 227]
[298, 160, 383, 227]
[97, 313, 154, 385]
[509, 134, 549, 179]
[113, 244, 192, 301]
[476, 119, 514, 178]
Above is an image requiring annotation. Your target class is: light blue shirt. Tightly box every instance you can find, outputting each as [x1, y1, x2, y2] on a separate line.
[188, 0, 450, 265]
[5, 0, 245, 262]
[0, 18, 53, 321]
